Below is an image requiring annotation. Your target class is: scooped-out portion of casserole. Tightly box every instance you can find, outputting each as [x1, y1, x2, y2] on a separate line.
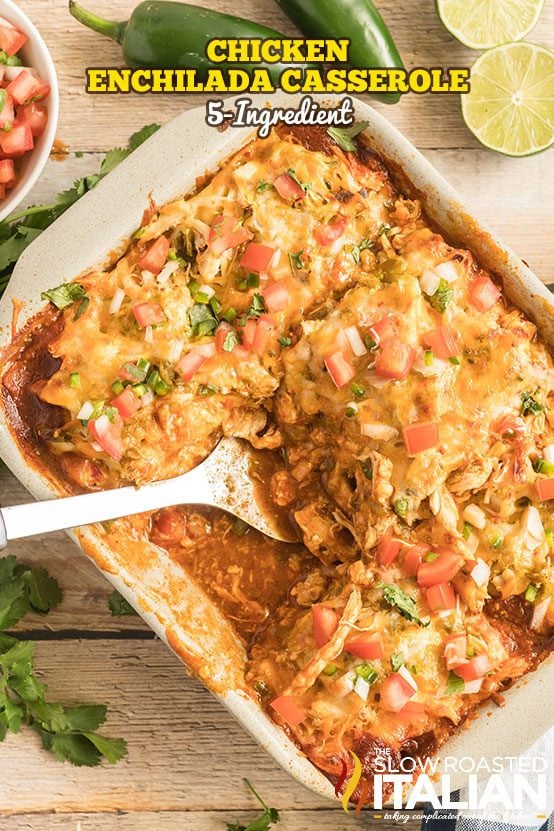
[2, 125, 553, 804]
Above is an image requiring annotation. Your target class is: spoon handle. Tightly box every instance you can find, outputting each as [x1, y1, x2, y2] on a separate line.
[0, 461, 215, 547]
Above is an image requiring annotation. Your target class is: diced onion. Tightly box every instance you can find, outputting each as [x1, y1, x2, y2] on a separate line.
[360, 422, 398, 441]
[524, 505, 544, 542]
[463, 678, 483, 694]
[343, 325, 367, 357]
[270, 248, 281, 269]
[413, 352, 449, 377]
[198, 283, 215, 299]
[109, 288, 125, 315]
[141, 390, 155, 407]
[420, 269, 440, 296]
[366, 374, 391, 389]
[334, 670, 356, 699]
[470, 558, 491, 588]
[157, 259, 179, 285]
[141, 269, 154, 281]
[429, 489, 441, 516]
[434, 260, 459, 284]
[94, 414, 111, 437]
[397, 665, 418, 691]
[543, 444, 554, 463]
[531, 597, 550, 630]
[4, 65, 35, 82]
[234, 161, 258, 182]
[354, 675, 370, 702]
[77, 401, 94, 421]
[169, 339, 184, 363]
[463, 503, 486, 530]
[91, 442, 102, 452]
[144, 325, 154, 344]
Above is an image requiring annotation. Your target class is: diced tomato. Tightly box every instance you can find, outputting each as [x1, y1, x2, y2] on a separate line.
[270, 695, 306, 728]
[111, 387, 142, 421]
[88, 416, 123, 461]
[377, 534, 402, 567]
[402, 543, 428, 576]
[536, 478, 554, 501]
[0, 23, 27, 57]
[469, 274, 501, 312]
[208, 214, 253, 256]
[344, 633, 383, 660]
[0, 119, 32, 156]
[240, 243, 276, 273]
[325, 350, 356, 388]
[425, 582, 456, 612]
[274, 172, 305, 202]
[454, 654, 490, 681]
[0, 183, 5, 200]
[374, 340, 415, 380]
[443, 634, 467, 670]
[369, 316, 397, 344]
[240, 318, 258, 351]
[0, 92, 14, 129]
[0, 158, 15, 186]
[252, 314, 275, 356]
[403, 421, 439, 454]
[314, 215, 347, 246]
[380, 672, 416, 713]
[422, 327, 460, 360]
[394, 701, 426, 721]
[21, 102, 47, 136]
[417, 551, 462, 588]
[215, 321, 234, 353]
[312, 605, 339, 648]
[138, 235, 170, 274]
[176, 343, 216, 381]
[6, 70, 47, 105]
[132, 301, 165, 328]
[262, 281, 289, 313]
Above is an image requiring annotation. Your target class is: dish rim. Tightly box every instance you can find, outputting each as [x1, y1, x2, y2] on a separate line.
[0, 92, 551, 803]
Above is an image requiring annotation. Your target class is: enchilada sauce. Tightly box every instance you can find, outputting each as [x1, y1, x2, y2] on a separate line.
[1, 124, 553, 803]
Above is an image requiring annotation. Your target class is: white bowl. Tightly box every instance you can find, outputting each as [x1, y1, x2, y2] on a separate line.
[0, 0, 59, 222]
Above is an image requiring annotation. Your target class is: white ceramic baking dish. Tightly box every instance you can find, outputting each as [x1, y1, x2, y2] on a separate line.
[0, 93, 551, 801]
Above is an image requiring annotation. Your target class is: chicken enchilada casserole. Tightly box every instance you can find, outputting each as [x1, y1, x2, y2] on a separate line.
[1, 124, 553, 802]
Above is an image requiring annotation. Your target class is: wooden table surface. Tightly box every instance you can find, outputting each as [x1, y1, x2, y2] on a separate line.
[1, 1, 552, 828]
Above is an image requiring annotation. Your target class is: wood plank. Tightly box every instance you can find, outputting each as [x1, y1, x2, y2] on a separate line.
[0, 638, 401, 817]
[0, 810, 421, 830]
[16, 0, 554, 151]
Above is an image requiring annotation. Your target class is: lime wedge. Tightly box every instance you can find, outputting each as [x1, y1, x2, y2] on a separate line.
[461, 42, 554, 157]
[437, 0, 544, 49]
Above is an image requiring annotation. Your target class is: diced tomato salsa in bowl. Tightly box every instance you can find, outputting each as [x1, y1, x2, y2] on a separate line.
[0, 6, 57, 218]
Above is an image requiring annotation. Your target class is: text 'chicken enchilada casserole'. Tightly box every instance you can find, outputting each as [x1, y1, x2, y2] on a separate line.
[2, 124, 553, 803]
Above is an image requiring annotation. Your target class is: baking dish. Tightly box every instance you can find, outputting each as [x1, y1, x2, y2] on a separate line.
[0, 93, 551, 801]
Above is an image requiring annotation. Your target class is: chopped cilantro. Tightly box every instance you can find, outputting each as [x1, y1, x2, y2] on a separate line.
[238, 293, 266, 326]
[188, 302, 218, 337]
[223, 330, 240, 352]
[390, 654, 404, 672]
[41, 282, 88, 310]
[288, 250, 304, 272]
[238, 272, 260, 291]
[445, 671, 465, 695]
[426, 278, 453, 313]
[198, 383, 219, 396]
[327, 122, 369, 153]
[107, 590, 137, 616]
[256, 180, 274, 193]
[379, 582, 429, 627]
[521, 391, 543, 417]
[278, 336, 292, 347]
[286, 168, 310, 193]
[378, 223, 391, 237]
[360, 459, 373, 480]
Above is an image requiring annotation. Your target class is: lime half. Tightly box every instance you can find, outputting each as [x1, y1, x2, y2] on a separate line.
[437, 0, 544, 49]
[461, 42, 554, 156]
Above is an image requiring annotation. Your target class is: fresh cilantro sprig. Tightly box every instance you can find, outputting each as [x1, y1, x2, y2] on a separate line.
[327, 121, 369, 153]
[0, 554, 62, 629]
[0, 555, 127, 766]
[226, 780, 280, 831]
[107, 590, 137, 617]
[379, 582, 429, 627]
[0, 124, 161, 299]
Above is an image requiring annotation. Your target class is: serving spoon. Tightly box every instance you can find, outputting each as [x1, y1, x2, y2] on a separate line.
[0, 438, 298, 549]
